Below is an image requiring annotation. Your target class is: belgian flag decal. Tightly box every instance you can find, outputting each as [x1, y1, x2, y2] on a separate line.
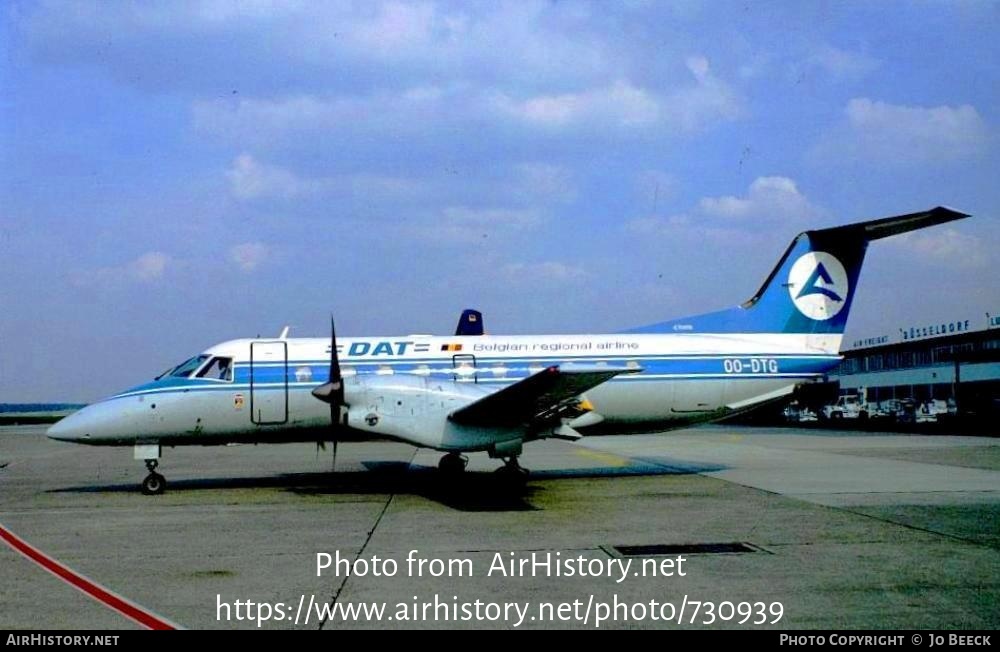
[441, 343, 463, 352]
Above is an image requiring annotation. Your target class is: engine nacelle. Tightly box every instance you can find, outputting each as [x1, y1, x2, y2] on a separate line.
[341, 375, 523, 453]
[488, 437, 523, 459]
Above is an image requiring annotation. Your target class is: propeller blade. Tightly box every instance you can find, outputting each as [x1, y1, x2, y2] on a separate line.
[325, 316, 345, 404]
[313, 315, 347, 434]
[329, 316, 342, 385]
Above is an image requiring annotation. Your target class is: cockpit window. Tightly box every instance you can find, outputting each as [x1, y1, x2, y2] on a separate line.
[197, 357, 233, 382]
[155, 354, 210, 380]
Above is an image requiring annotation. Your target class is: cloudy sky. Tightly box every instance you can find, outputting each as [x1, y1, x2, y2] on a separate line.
[2, 1, 998, 401]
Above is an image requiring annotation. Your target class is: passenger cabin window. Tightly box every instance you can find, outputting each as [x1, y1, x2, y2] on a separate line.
[156, 354, 210, 380]
[197, 357, 234, 382]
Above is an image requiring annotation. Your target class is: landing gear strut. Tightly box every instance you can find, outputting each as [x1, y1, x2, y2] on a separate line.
[141, 459, 167, 495]
[438, 452, 468, 475]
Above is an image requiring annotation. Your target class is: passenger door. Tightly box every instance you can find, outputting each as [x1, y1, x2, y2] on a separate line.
[451, 354, 478, 383]
[250, 341, 288, 425]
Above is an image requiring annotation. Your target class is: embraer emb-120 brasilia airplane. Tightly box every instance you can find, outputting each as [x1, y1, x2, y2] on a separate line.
[48, 207, 969, 494]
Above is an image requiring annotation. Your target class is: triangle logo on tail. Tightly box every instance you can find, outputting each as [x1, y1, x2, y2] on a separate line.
[787, 252, 849, 321]
[796, 262, 844, 302]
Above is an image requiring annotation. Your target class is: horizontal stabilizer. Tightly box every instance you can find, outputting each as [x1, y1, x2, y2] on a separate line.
[449, 365, 636, 427]
[810, 206, 969, 241]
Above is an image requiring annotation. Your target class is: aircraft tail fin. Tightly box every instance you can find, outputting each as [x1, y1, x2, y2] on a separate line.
[626, 206, 969, 338]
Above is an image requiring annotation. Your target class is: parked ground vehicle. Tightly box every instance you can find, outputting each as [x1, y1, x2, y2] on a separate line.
[879, 399, 916, 423]
[783, 401, 819, 423]
[822, 394, 868, 420]
[916, 399, 955, 423]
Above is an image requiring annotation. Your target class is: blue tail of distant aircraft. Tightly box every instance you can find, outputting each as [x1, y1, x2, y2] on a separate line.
[455, 309, 484, 336]
[626, 206, 969, 336]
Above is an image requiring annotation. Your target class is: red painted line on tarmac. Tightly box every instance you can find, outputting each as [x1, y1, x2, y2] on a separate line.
[0, 521, 179, 630]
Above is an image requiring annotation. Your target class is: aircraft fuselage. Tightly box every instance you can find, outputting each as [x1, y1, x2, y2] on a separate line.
[49, 332, 840, 448]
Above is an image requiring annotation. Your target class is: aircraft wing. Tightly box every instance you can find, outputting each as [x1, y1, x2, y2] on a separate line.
[449, 365, 636, 427]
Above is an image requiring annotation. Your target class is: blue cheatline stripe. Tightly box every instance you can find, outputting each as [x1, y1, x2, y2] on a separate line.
[241, 352, 841, 367]
[135, 354, 839, 386]
[114, 354, 838, 398]
[113, 353, 839, 400]
[109, 372, 823, 400]
[225, 356, 838, 383]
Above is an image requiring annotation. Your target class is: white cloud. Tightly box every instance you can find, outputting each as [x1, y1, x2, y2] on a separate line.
[195, 52, 739, 144]
[685, 55, 710, 83]
[198, 96, 334, 137]
[71, 251, 172, 287]
[225, 153, 421, 201]
[493, 57, 740, 131]
[21, 1, 613, 89]
[698, 176, 822, 221]
[891, 228, 989, 269]
[625, 212, 748, 248]
[350, 1, 438, 55]
[806, 45, 881, 80]
[226, 153, 320, 200]
[493, 80, 660, 128]
[194, 90, 450, 144]
[625, 176, 823, 249]
[131, 251, 170, 280]
[323, 2, 610, 83]
[738, 52, 771, 81]
[229, 242, 270, 272]
[502, 261, 586, 284]
[194, 0, 305, 23]
[515, 163, 576, 203]
[417, 206, 541, 244]
[666, 56, 742, 130]
[815, 98, 989, 164]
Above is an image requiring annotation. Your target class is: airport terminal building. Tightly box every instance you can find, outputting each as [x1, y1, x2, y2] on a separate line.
[828, 311, 1000, 418]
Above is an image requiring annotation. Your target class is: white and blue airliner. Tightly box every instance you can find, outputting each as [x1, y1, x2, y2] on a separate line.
[47, 207, 969, 494]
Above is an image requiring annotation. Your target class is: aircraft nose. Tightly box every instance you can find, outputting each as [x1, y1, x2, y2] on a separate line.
[46, 409, 93, 442]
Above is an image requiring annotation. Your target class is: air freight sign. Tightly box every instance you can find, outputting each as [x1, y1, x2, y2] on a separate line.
[899, 319, 971, 342]
[849, 311, 995, 350]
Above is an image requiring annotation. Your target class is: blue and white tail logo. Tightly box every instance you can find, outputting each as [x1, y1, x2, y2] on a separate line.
[787, 252, 849, 321]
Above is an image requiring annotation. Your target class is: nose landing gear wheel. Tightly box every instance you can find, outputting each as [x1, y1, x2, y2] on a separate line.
[141, 458, 166, 495]
[141, 472, 167, 495]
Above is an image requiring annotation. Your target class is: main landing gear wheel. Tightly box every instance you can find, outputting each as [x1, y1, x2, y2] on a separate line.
[439, 453, 468, 475]
[494, 456, 529, 482]
[141, 459, 166, 495]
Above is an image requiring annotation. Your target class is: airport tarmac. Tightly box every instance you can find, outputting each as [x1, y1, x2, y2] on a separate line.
[1, 424, 998, 630]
